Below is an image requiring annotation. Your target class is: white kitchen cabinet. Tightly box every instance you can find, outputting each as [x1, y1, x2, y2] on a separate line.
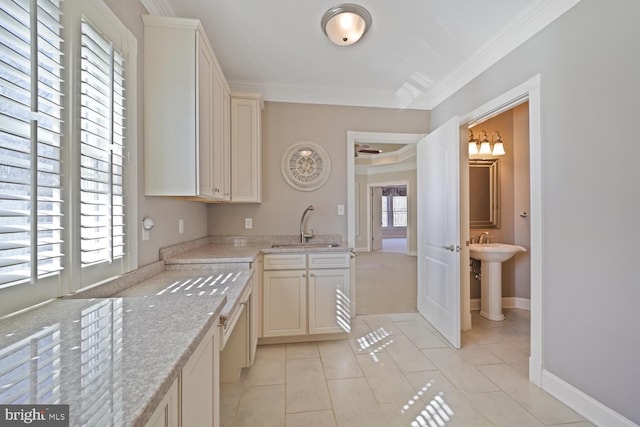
[308, 268, 350, 334]
[231, 94, 263, 202]
[144, 378, 179, 427]
[142, 15, 229, 201]
[220, 272, 258, 383]
[262, 252, 351, 338]
[144, 319, 220, 427]
[211, 73, 230, 200]
[222, 88, 232, 200]
[263, 269, 307, 337]
[182, 320, 221, 427]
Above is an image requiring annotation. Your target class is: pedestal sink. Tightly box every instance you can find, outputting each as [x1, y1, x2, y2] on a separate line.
[469, 243, 526, 321]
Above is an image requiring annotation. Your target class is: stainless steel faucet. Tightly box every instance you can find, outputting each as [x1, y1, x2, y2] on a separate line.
[478, 232, 490, 244]
[300, 205, 315, 243]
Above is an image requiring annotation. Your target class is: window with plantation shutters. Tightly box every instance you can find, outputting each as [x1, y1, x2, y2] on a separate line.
[0, 0, 137, 317]
[0, 0, 64, 289]
[79, 19, 126, 267]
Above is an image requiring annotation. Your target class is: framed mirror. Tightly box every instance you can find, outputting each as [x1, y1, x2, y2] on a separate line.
[469, 159, 500, 229]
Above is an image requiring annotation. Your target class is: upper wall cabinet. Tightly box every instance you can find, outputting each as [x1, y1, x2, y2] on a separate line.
[142, 16, 230, 201]
[231, 93, 263, 203]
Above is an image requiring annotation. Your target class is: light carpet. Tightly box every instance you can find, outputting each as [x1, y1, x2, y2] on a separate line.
[355, 251, 417, 315]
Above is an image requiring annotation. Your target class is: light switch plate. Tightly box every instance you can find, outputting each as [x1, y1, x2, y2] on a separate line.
[337, 204, 345, 215]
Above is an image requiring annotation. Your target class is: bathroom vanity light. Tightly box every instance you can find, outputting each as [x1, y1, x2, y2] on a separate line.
[469, 130, 505, 156]
[492, 132, 506, 155]
[468, 130, 479, 155]
[321, 4, 372, 46]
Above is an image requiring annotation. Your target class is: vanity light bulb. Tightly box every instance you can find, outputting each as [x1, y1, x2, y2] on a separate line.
[479, 141, 492, 155]
[469, 142, 478, 155]
[492, 141, 505, 156]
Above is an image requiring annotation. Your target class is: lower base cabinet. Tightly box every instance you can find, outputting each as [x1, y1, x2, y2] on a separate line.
[145, 320, 220, 427]
[308, 268, 350, 334]
[263, 252, 351, 337]
[220, 271, 258, 383]
[145, 379, 179, 427]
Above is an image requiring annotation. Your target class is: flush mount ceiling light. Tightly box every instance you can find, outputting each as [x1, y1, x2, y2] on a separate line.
[321, 3, 372, 46]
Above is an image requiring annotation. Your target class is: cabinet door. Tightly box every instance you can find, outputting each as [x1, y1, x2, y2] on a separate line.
[182, 323, 219, 427]
[143, 18, 199, 196]
[308, 268, 351, 334]
[222, 87, 231, 200]
[144, 378, 179, 427]
[197, 31, 215, 198]
[231, 96, 262, 202]
[263, 270, 306, 336]
[211, 67, 227, 200]
[248, 275, 258, 364]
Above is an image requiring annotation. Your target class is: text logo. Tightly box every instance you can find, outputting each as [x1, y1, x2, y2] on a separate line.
[0, 405, 69, 426]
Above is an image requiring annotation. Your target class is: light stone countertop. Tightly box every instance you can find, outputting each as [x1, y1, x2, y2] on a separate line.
[163, 240, 351, 266]
[0, 235, 351, 427]
[0, 294, 226, 427]
[115, 269, 253, 322]
[164, 243, 265, 264]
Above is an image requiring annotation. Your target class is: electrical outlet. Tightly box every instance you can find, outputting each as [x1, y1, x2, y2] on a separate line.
[244, 218, 253, 229]
[337, 204, 345, 215]
[178, 219, 184, 234]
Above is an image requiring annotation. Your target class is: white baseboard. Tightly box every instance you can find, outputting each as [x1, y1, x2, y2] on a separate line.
[466, 299, 637, 426]
[542, 370, 639, 427]
[470, 297, 531, 311]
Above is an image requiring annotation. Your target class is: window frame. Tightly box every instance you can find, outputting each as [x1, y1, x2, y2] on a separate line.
[62, 0, 138, 293]
[0, 0, 138, 317]
[381, 194, 408, 229]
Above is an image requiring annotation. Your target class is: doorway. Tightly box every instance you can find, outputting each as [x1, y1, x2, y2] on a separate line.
[347, 132, 424, 316]
[460, 75, 542, 385]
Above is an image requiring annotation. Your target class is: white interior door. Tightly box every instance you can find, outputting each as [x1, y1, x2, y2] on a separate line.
[371, 187, 382, 251]
[417, 117, 461, 349]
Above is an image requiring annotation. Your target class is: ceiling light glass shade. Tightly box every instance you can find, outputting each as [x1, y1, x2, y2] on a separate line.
[321, 4, 372, 46]
[468, 141, 478, 155]
[492, 141, 505, 156]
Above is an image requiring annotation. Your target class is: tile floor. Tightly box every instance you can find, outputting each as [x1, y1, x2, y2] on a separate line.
[221, 309, 594, 427]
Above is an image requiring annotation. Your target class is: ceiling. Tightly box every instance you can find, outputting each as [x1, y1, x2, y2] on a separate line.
[143, 0, 578, 110]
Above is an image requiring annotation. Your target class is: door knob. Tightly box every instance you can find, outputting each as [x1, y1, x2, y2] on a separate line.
[442, 245, 455, 251]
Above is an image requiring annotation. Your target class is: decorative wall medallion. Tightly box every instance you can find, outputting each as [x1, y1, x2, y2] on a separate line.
[281, 141, 331, 191]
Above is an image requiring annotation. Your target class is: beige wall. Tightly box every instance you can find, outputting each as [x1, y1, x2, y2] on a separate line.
[207, 102, 429, 239]
[468, 104, 530, 300]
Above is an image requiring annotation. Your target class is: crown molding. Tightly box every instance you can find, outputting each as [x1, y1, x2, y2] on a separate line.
[228, 80, 432, 110]
[232, 0, 580, 110]
[357, 144, 416, 166]
[139, 0, 175, 16]
[356, 160, 416, 176]
[147, 0, 580, 110]
[425, 0, 582, 109]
